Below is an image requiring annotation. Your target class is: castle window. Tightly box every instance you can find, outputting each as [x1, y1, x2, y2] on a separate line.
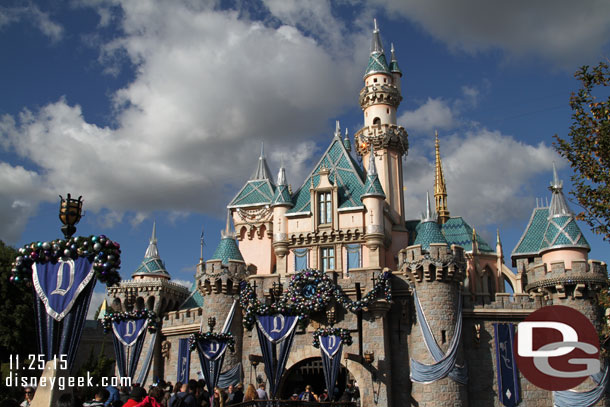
[318, 192, 332, 225]
[321, 247, 335, 271]
[373, 78, 378, 83]
[346, 244, 361, 271]
[293, 248, 309, 271]
[383, 78, 387, 83]
[373, 117, 381, 126]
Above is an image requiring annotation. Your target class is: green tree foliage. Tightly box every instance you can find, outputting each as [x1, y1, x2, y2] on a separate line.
[0, 240, 37, 400]
[554, 61, 610, 241]
[0, 241, 36, 360]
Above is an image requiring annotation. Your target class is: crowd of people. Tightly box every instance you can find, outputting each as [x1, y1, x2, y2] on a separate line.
[1, 380, 361, 407]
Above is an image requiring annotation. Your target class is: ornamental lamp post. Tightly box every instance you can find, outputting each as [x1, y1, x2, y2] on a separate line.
[59, 194, 83, 239]
[208, 316, 217, 332]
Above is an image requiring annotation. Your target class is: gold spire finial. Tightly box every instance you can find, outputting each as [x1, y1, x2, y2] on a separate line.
[434, 131, 450, 224]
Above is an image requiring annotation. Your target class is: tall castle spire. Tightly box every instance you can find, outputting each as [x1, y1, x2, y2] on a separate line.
[434, 131, 450, 224]
[144, 220, 159, 258]
[251, 142, 273, 181]
[133, 221, 171, 280]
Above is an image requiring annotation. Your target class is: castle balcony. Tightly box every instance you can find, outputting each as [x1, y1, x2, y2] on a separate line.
[359, 83, 402, 109]
[354, 124, 408, 156]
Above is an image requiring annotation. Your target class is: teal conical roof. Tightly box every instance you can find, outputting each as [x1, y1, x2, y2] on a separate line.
[364, 20, 390, 79]
[210, 237, 244, 264]
[413, 194, 447, 251]
[210, 213, 244, 264]
[540, 215, 589, 252]
[132, 222, 171, 279]
[539, 164, 589, 252]
[414, 221, 447, 251]
[361, 148, 385, 199]
[271, 166, 293, 207]
[229, 144, 275, 208]
[389, 43, 402, 75]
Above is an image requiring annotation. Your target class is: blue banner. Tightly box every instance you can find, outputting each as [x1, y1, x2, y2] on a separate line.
[320, 335, 341, 358]
[256, 314, 298, 344]
[111, 317, 149, 379]
[493, 323, 520, 407]
[177, 338, 191, 383]
[33, 257, 95, 321]
[113, 318, 148, 347]
[33, 276, 96, 371]
[200, 339, 228, 361]
[255, 314, 298, 398]
[196, 340, 227, 404]
[320, 335, 343, 401]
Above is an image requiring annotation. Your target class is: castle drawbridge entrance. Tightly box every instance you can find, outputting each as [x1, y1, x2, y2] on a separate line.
[277, 357, 349, 400]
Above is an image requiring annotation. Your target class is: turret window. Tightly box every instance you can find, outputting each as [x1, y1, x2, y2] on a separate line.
[321, 246, 335, 271]
[318, 192, 332, 225]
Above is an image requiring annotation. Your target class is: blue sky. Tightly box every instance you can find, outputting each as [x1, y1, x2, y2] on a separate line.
[1, 0, 609, 316]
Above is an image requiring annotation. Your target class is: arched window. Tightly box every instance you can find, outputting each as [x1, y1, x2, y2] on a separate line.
[146, 296, 155, 311]
[373, 117, 381, 126]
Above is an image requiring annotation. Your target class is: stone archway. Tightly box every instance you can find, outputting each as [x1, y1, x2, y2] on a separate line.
[277, 356, 350, 400]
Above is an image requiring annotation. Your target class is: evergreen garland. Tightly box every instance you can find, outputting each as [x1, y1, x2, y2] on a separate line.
[312, 327, 353, 348]
[10, 235, 122, 285]
[189, 331, 236, 352]
[239, 269, 392, 329]
[102, 309, 158, 333]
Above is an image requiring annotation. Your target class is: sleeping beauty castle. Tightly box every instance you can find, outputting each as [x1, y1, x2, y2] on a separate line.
[105, 22, 609, 407]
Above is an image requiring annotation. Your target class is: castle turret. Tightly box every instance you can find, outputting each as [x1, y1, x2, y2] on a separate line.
[361, 146, 386, 267]
[343, 128, 351, 152]
[198, 220, 250, 370]
[132, 222, 170, 281]
[108, 222, 189, 314]
[228, 144, 275, 274]
[389, 43, 402, 96]
[355, 20, 409, 224]
[512, 165, 607, 397]
[271, 165, 292, 271]
[107, 222, 190, 385]
[539, 163, 590, 269]
[401, 197, 468, 407]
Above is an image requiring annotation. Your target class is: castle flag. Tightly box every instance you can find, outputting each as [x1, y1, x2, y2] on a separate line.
[493, 323, 520, 407]
[177, 338, 191, 383]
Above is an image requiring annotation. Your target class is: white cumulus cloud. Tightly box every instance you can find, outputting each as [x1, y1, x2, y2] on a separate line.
[0, 0, 366, 242]
[404, 129, 563, 230]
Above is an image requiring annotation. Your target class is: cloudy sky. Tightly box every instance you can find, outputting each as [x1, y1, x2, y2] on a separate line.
[1, 0, 609, 317]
